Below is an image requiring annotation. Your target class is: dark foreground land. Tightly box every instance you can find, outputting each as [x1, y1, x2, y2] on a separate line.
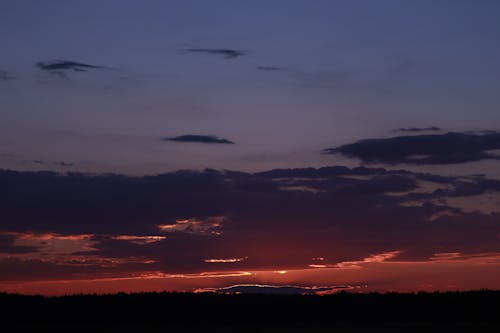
[1, 290, 499, 332]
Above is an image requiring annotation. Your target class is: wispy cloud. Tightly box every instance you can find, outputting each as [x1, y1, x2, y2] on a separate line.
[111, 235, 167, 245]
[158, 216, 225, 235]
[394, 126, 441, 133]
[204, 257, 247, 263]
[184, 48, 246, 59]
[164, 135, 234, 144]
[0, 231, 97, 257]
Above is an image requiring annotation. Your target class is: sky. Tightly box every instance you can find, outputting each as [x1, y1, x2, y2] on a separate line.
[1, 0, 500, 295]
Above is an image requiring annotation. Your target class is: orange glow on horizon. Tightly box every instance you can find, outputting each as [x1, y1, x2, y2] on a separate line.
[1, 252, 499, 296]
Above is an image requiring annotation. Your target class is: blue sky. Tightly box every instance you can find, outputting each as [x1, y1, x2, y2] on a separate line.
[1, 0, 500, 175]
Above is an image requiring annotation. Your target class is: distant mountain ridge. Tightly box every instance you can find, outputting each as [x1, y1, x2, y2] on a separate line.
[209, 284, 351, 295]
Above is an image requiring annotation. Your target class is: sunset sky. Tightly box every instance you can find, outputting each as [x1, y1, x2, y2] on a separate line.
[1, 0, 500, 295]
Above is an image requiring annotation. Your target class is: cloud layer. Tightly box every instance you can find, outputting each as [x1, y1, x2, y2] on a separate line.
[0, 166, 498, 283]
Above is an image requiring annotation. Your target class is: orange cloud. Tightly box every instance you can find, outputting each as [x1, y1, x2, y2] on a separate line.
[157, 216, 225, 235]
[111, 235, 166, 244]
[307, 251, 403, 269]
[0, 231, 97, 256]
[204, 257, 247, 263]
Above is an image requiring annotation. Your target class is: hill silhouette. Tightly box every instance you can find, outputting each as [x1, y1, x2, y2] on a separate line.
[206, 284, 350, 294]
[1, 290, 499, 331]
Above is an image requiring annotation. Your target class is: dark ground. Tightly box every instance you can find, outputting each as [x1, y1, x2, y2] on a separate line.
[1, 290, 499, 332]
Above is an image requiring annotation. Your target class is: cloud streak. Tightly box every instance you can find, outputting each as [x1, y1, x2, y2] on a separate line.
[395, 126, 441, 133]
[184, 48, 246, 59]
[165, 135, 234, 144]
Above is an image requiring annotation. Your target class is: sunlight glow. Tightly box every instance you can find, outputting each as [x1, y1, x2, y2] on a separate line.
[111, 235, 166, 244]
[204, 257, 247, 263]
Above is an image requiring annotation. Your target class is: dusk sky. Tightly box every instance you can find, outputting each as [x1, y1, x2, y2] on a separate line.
[1, 0, 500, 295]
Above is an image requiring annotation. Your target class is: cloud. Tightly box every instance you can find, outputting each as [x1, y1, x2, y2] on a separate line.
[324, 132, 500, 165]
[164, 135, 234, 144]
[111, 235, 167, 245]
[0, 233, 39, 254]
[395, 126, 441, 133]
[158, 216, 225, 235]
[0, 70, 14, 81]
[35, 60, 111, 78]
[0, 166, 499, 280]
[184, 48, 246, 59]
[0, 231, 100, 267]
[204, 257, 246, 263]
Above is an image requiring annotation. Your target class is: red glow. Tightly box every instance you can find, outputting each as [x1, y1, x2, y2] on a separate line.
[1, 253, 499, 295]
[204, 257, 247, 263]
[111, 235, 166, 244]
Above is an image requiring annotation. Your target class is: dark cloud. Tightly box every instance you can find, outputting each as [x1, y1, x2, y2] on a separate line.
[35, 60, 111, 78]
[36, 60, 108, 71]
[0, 70, 14, 81]
[324, 132, 500, 165]
[0, 165, 498, 280]
[184, 48, 246, 59]
[395, 126, 441, 133]
[165, 135, 234, 144]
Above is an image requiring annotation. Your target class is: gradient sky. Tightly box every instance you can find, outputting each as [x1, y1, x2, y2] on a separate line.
[1, 0, 500, 295]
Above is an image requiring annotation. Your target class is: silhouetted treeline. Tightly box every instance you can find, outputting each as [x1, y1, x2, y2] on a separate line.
[1, 290, 499, 331]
